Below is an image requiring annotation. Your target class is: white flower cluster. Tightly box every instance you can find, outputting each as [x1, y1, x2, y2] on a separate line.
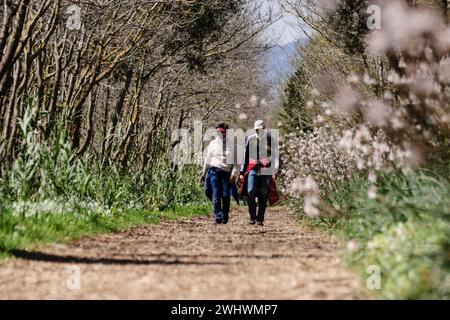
[279, 2, 450, 216]
[291, 176, 321, 217]
[11, 197, 112, 219]
[364, 1, 450, 144]
[279, 126, 357, 197]
[339, 126, 397, 199]
[280, 124, 398, 208]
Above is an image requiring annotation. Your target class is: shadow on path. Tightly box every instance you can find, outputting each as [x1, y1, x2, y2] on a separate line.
[12, 249, 293, 266]
[11, 249, 229, 266]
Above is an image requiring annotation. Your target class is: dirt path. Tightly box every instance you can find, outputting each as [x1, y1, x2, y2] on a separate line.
[0, 207, 366, 299]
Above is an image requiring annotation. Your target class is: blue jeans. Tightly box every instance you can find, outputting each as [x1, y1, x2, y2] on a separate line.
[209, 167, 231, 223]
[247, 170, 271, 222]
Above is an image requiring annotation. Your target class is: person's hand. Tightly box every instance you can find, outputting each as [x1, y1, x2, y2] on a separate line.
[200, 175, 205, 185]
[240, 175, 245, 183]
[230, 175, 236, 184]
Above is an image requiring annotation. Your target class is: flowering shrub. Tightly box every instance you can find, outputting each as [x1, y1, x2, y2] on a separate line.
[11, 198, 112, 219]
[276, 0, 450, 300]
[280, 126, 356, 196]
[279, 122, 399, 214]
[280, 1, 450, 216]
[362, 1, 449, 149]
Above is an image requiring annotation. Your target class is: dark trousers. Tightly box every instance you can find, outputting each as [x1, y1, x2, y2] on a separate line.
[209, 167, 231, 223]
[247, 170, 271, 222]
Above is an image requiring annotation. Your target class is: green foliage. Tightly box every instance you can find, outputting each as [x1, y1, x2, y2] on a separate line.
[278, 0, 450, 300]
[353, 215, 449, 299]
[278, 66, 313, 133]
[0, 100, 208, 259]
[165, 0, 243, 70]
[297, 166, 450, 299]
[327, 0, 370, 55]
[277, 35, 366, 134]
[1, 102, 205, 209]
[0, 204, 211, 259]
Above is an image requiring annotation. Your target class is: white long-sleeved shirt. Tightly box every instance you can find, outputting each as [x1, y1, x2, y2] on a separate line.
[202, 137, 239, 178]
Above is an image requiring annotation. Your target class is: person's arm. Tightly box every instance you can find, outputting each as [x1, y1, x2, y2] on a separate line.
[230, 164, 239, 183]
[240, 138, 249, 180]
[230, 139, 239, 182]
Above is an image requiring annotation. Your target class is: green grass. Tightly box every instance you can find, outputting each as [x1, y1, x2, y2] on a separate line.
[0, 96, 213, 262]
[0, 104, 210, 260]
[0, 204, 211, 260]
[291, 165, 450, 299]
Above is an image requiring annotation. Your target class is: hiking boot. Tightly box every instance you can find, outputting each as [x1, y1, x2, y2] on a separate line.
[215, 219, 223, 224]
[249, 219, 256, 225]
[257, 221, 264, 226]
[223, 213, 229, 224]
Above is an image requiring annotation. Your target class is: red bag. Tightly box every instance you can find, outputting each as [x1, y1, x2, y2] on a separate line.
[240, 172, 280, 207]
[268, 178, 280, 206]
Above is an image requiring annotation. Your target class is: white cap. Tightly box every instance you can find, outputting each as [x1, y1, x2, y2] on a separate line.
[254, 120, 265, 130]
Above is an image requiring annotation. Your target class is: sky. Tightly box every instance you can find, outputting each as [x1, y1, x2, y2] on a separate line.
[261, 0, 304, 46]
[257, 1, 306, 104]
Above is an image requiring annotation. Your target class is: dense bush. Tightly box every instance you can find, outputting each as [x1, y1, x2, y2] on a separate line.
[278, 0, 450, 299]
[0, 102, 205, 219]
[340, 168, 450, 299]
[0, 100, 207, 257]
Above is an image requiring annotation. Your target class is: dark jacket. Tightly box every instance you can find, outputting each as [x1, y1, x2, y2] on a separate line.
[239, 133, 280, 205]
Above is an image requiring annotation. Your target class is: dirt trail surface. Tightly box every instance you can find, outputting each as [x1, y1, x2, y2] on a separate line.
[0, 207, 366, 299]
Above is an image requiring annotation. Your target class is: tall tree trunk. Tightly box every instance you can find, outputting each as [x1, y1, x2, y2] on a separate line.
[140, 80, 165, 172]
[101, 86, 110, 159]
[102, 68, 133, 165]
[0, 62, 21, 159]
[0, 0, 29, 82]
[117, 72, 143, 168]
[0, 1, 19, 57]
[46, 32, 66, 138]
[70, 66, 101, 151]
[77, 89, 97, 157]
[0, 94, 6, 130]
[35, 52, 45, 112]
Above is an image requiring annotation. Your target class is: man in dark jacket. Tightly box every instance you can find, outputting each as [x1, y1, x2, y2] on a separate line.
[239, 120, 278, 226]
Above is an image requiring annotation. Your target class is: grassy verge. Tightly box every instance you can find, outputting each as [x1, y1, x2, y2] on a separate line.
[0, 102, 211, 261]
[0, 204, 211, 260]
[293, 166, 450, 299]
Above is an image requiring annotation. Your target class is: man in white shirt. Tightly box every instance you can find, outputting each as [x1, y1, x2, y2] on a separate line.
[200, 123, 239, 224]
